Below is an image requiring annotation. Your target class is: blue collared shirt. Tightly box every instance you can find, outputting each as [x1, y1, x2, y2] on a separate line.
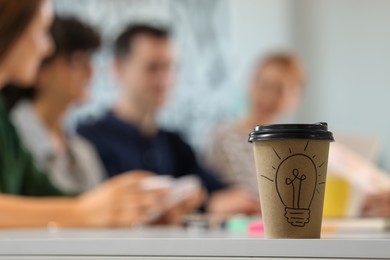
[77, 111, 228, 193]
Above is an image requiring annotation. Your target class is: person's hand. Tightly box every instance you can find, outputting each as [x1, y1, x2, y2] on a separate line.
[75, 171, 166, 227]
[362, 191, 390, 217]
[155, 189, 206, 225]
[206, 187, 260, 216]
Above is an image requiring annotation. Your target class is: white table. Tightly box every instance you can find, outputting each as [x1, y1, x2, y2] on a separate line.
[0, 228, 389, 259]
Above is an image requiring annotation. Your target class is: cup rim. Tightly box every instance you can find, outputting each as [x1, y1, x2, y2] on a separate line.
[248, 122, 335, 142]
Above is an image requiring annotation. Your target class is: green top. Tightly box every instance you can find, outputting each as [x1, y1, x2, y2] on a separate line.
[0, 95, 64, 196]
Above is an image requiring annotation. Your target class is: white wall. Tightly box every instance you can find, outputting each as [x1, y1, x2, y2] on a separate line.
[293, 0, 390, 170]
[229, 0, 293, 72]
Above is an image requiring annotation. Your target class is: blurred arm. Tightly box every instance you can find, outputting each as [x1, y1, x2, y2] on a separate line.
[0, 172, 164, 228]
[0, 194, 83, 228]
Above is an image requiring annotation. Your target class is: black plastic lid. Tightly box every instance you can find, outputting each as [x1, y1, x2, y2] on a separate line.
[248, 122, 334, 142]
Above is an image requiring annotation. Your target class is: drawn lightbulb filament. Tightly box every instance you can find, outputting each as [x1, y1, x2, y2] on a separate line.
[285, 169, 307, 209]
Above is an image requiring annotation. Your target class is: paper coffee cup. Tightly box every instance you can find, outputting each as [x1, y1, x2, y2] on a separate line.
[249, 123, 334, 238]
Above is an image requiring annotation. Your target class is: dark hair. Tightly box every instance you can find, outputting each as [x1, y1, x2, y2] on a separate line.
[2, 16, 101, 111]
[0, 0, 43, 60]
[114, 24, 170, 59]
[44, 16, 101, 64]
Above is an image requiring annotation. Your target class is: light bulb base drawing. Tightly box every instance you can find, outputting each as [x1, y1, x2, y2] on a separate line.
[285, 207, 310, 227]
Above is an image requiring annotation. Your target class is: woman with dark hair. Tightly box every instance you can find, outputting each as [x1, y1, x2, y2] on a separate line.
[0, 0, 165, 228]
[3, 16, 105, 194]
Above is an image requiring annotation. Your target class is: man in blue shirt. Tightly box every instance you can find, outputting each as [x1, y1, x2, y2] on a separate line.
[78, 24, 260, 215]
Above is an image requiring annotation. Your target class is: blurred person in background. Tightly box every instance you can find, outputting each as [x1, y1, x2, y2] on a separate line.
[206, 53, 304, 195]
[0, 0, 186, 228]
[205, 52, 390, 219]
[78, 24, 260, 215]
[2, 16, 104, 195]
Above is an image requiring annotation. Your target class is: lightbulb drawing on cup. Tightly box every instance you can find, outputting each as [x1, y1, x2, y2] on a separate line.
[260, 141, 326, 227]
